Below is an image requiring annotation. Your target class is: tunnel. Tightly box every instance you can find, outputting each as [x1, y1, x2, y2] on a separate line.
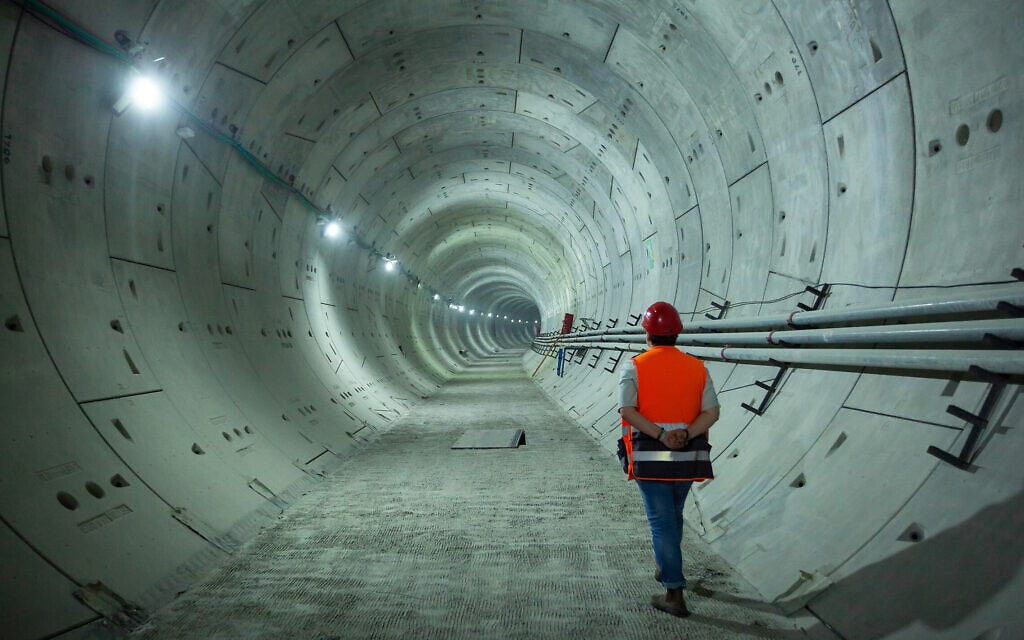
[1, 0, 1022, 638]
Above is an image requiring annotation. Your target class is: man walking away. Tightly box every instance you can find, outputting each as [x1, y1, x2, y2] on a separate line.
[618, 301, 720, 616]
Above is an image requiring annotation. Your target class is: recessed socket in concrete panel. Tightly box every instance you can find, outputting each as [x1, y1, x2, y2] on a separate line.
[123, 350, 140, 375]
[57, 491, 78, 510]
[110, 319, 123, 333]
[5, 314, 23, 332]
[897, 522, 925, 543]
[825, 432, 847, 457]
[928, 139, 943, 156]
[111, 418, 132, 442]
[870, 38, 883, 63]
[987, 109, 1003, 132]
[110, 474, 129, 488]
[85, 481, 105, 499]
[191, 443, 205, 455]
[956, 124, 970, 146]
[790, 473, 806, 488]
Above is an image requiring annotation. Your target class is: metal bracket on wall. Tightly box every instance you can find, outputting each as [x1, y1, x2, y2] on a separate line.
[740, 360, 789, 416]
[605, 318, 619, 329]
[927, 365, 1008, 471]
[588, 348, 605, 368]
[993, 268, 1023, 316]
[604, 350, 625, 374]
[705, 300, 729, 320]
[627, 313, 642, 327]
[797, 284, 831, 311]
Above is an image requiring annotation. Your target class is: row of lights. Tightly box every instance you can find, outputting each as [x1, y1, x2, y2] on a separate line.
[442, 299, 538, 323]
[115, 75, 539, 326]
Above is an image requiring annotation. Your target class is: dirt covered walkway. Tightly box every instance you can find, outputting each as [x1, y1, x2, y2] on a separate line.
[134, 354, 814, 639]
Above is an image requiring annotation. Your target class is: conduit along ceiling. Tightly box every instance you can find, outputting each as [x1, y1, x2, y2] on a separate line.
[1, 0, 1022, 638]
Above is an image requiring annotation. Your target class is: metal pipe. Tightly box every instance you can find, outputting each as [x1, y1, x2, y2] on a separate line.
[538, 321, 1009, 347]
[538, 340, 1024, 375]
[540, 284, 1024, 338]
[688, 283, 1024, 332]
[692, 346, 1024, 376]
[544, 318, 1024, 347]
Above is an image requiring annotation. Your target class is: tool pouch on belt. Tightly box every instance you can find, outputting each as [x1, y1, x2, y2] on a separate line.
[616, 438, 628, 473]
[629, 432, 713, 482]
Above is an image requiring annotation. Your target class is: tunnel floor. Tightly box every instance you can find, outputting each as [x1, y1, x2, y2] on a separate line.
[130, 353, 820, 639]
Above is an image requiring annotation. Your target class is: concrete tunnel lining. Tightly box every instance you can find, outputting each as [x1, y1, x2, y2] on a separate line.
[0, 0, 1022, 638]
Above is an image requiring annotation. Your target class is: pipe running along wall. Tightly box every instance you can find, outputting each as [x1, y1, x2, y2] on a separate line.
[0, 1, 1021, 639]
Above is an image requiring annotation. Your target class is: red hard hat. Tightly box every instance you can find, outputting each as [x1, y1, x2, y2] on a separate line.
[642, 301, 683, 336]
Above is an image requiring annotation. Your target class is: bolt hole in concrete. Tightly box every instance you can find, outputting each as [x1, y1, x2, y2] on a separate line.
[987, 108, 1003, 132]
[57, 491, 78, 510]
[86, 481, 105, 499]
[956, 123, 970, 146]
[928, 139, 943, 156]
[5, 314, 24, 331]
[110, 474, 129, 488]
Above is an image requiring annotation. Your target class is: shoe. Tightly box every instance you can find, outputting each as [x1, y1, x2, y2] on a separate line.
[651, 588, 689, 617]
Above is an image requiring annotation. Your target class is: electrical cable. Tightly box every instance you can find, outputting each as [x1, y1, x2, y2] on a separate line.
[691, 277, 1018, 317]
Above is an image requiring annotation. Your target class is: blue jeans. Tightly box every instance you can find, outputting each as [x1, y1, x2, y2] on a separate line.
[636, 479, 693, 589]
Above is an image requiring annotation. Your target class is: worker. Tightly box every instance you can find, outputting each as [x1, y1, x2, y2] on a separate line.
[618, 301, 720, 617]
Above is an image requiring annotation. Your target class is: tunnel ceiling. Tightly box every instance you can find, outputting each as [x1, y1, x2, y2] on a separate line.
[128, 0, 758, 342]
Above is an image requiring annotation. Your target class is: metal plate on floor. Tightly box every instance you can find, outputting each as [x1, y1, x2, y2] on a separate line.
[451, 429, 526, 449]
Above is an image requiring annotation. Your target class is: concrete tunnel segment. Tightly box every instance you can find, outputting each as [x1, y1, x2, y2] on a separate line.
[0, 0, 1022, 638]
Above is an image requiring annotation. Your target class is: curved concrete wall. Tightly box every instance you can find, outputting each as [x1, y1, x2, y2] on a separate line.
[0, 1, 1020, 638]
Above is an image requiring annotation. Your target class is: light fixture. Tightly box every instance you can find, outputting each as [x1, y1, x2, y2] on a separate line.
[469, 309, 475, 315]
[114, 74, 163, 114]
[433, 293, 440, 301]
[487, 313, 493, 318]
[323, 221, 341, 238]
[458, 305, 465, 312]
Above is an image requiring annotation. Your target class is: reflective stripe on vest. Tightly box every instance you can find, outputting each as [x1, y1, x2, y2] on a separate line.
[628, 431, 713, 481]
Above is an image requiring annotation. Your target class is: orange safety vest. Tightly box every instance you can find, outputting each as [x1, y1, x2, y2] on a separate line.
[621, 346, 714, 482]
